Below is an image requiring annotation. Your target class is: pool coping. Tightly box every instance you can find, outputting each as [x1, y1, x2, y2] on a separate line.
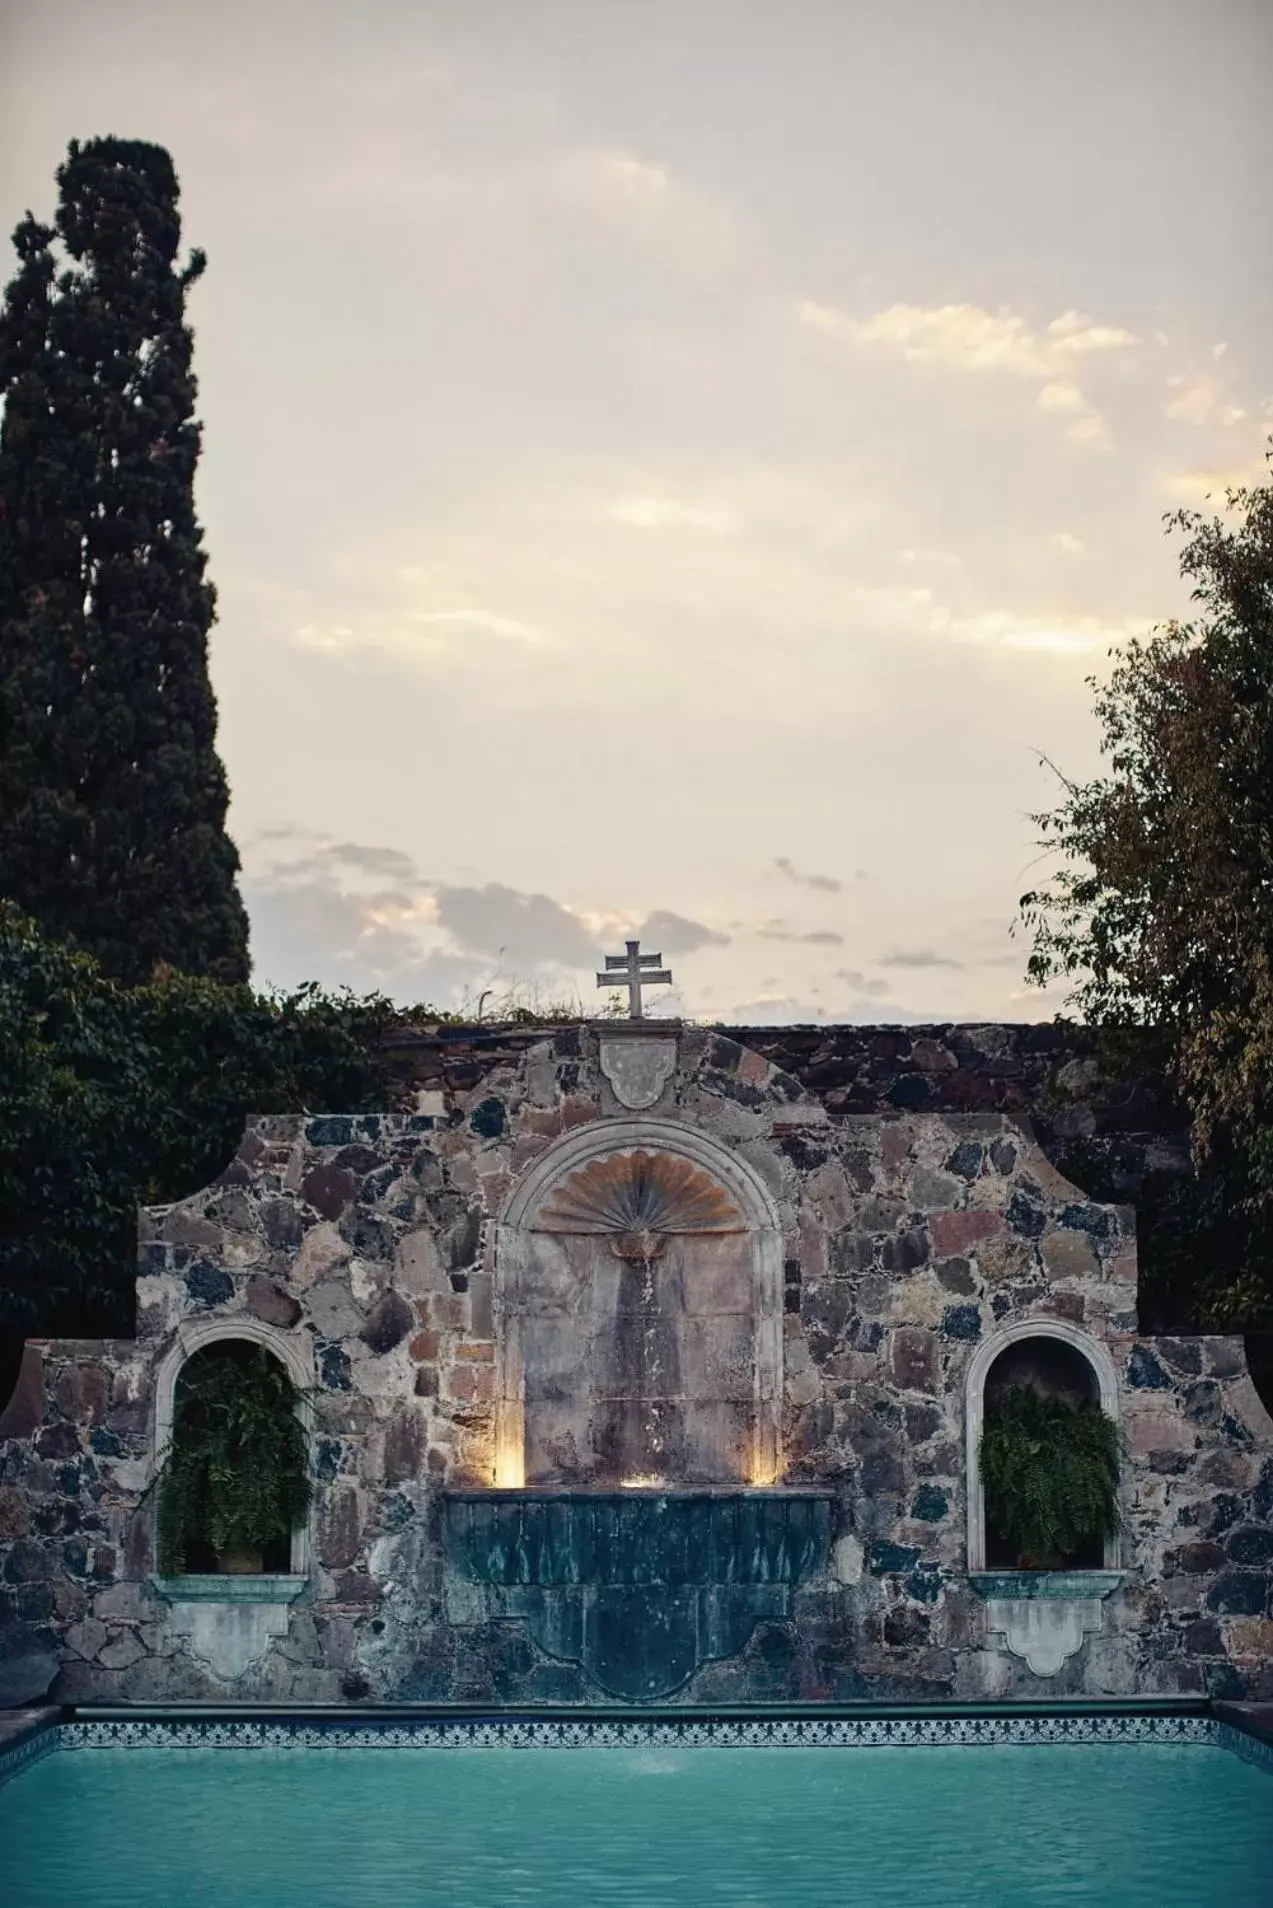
[1, 1696, 1271, 1789]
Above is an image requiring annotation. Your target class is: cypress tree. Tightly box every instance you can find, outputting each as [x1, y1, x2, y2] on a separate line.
[0, 138, 249, 984]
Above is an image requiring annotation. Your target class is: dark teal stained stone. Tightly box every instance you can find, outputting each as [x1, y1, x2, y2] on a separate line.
[1060, 1202, 1114, 1236]
[867, 1541, 920, 1574]
[318, 1344, 351, 1391]
[315, 1438, 343, 1481]
[941, 1305, 981, 1341]
[186, 1262, 233, 1307]
[407, 1114, 434, 1132]
[912, 1484, 949, 1522]
[1206, 1570, 1268, 1616]
[1207, 1662, 1246, 1700]
[1126, 1345, 1172, 1389]
[945, 1142, 982, 1180]
[907, 1566, 943, 1604]
[1227, 1526, 1273, 1567]
[1006, 1191, 1046, 1237]
[306, 1117, 353, 1146]
[470, 1098, 506, 1138]
[886, 1074, 931, 1110]
[381, 1493, 413, 1531]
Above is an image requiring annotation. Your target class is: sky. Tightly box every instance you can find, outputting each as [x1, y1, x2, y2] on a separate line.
[3, 0, 1271, 1025]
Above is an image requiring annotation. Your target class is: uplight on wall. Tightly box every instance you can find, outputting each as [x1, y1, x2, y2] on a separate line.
[748, 1432, 781, 1489]
[494, 1435, 525, 1490]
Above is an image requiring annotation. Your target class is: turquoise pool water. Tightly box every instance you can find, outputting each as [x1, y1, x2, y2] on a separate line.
[2, 1739, 1271, 1906]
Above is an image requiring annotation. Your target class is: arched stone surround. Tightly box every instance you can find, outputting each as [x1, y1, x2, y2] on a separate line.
[965, 1318, 1121, 1573]
[494, 1117, 784, 1490]
[152, 1317, 315, 1574]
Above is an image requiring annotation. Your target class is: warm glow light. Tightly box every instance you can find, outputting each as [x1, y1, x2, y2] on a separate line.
[494, 1443, 525, 1489]
[749, 1434, 782, 1489]
[619, 1475, 666, 1489]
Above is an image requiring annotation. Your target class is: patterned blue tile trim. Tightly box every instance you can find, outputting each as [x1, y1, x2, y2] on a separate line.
[0, 1724, 58, 1789]
[3, 1712, 1269, 1788]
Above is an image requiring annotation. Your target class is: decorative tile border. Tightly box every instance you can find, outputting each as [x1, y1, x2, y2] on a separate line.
[2, 1717, 1273, 1785]
[0, 1724, 60, 1788]
[3, 1710, 1269, 1789]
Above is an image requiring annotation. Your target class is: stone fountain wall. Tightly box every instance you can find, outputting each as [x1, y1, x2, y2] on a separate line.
[1, 1025, 1271, 1708]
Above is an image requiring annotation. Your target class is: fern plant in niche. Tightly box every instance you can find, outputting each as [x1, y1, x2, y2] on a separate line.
[980, 1385, 1121, 1569]
[155, 1343, 311, 1575]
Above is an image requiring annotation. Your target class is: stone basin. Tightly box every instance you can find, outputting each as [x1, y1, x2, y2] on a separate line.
[441, 1488, 834, 1701]
[444, 1488, 832, 1588]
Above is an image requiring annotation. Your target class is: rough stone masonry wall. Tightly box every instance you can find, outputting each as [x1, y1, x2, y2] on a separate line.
[1, 1027, 1271, 1707]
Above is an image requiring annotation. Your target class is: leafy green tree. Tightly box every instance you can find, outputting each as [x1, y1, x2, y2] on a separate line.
[0, 903, 395, 1345]
[0, 138, 248, 984]
[1021, 443, 1273, 1325]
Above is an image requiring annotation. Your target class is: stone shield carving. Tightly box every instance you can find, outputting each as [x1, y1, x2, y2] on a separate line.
[598, 1035, 677, 1110]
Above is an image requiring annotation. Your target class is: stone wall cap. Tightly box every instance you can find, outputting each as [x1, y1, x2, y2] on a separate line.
[150, 1574, 309, 1605]
[968, 1570, 1127, 1601]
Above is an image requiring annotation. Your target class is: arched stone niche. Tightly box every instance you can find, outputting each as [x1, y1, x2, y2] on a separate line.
[964, 1318, 1121, 1573]
[153, 1318, 315, 1574]
[494, 1119, 783, 1490]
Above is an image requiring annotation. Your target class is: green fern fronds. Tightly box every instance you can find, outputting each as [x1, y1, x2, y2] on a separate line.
[981, 1385, 1121, 1565]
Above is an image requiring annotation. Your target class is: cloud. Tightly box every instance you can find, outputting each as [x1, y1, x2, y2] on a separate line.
[634, 910, 731, 955]
[1164, 372, 1247, 429]
[775, 855, 842, 893]
[432, 882, 599, 966]
[832, 968, 891, 998]
[757, 924, 845, 946]
[878, 948, 965, 970]
[798, 298, 1136, 443]
[244, 874, 472, 1007]
[411, 609, 549, 644]
[1158, 460, 1270, 506]
[932, 606, 1141, 655]
[609, 497, 736, 533]
[1050, 532, 1085, 555]
[316, 841, 421, 879]
[721, 993, 926, 1026]
[601, 154, 671, 196]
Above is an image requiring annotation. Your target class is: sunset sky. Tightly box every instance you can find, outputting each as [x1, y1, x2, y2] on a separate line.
[4, 0, 1271, 1024]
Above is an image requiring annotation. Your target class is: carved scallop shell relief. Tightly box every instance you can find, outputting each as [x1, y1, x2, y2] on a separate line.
[535, 1150, 745, 1261]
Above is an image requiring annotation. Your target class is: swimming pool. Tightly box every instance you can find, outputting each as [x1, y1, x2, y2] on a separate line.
[2, 1713, 1270, 1907]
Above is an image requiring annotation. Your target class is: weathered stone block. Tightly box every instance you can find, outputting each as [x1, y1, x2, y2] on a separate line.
[889, 1328, 940, 1395]
[975, 1236, 1036, 1285]
[96, 1630, 148, 1671]
[1226, 1617, 1273, 1662]
[1041, 1230, 1098, 1281]
[0, 1485, 30, 1540]
[245, 1276, 302, 1328]
[360, 1290, 414, 1355]
[301, 1163, 358, 1221]
[319, 1488, 362, 1570]
[308, 1281, 364, 1341]
[382, 1408, 427, 1488]
[1206, 1571, 1268, 1616]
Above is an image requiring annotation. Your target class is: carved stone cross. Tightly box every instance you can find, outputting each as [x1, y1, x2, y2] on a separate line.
[596, 940, 673, 1020]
